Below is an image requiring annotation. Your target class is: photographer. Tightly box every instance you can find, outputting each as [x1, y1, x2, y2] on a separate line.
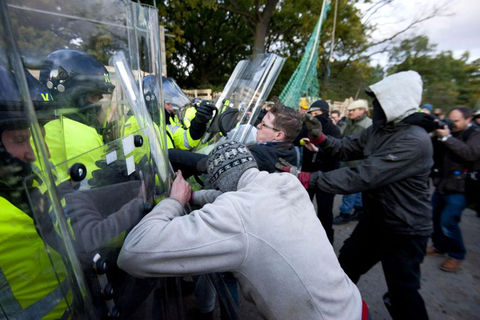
[428, 107, 480, 271]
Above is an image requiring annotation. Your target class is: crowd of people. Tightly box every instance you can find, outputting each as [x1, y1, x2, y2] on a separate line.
[2, 42, 479, 320]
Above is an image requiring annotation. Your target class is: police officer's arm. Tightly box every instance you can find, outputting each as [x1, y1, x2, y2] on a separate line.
[66, 182, 145, 253]
[310, 130, 433, 194]
[188, 101, 216, 140]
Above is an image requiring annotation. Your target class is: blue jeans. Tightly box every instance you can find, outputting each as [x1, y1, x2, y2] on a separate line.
[431, 192, 467, 260]
[339, 193, 363, 215]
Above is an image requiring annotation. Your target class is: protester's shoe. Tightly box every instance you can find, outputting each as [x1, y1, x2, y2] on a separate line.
[440, 258, 461, 272]
[426, 247, 444, 256]
[351, 207, 364, 221]
[180, 278, 195, 296]
[333, 213, 353, 225]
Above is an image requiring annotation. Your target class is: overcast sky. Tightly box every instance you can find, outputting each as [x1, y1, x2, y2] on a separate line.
[355, 0, 480, 66]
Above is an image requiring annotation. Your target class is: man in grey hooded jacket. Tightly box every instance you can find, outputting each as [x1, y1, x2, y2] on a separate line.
[278, 71, 434, 320]
[118, 141, 365, 320]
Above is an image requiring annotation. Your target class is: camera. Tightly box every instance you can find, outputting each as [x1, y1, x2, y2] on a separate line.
[433, 118, 453, 130]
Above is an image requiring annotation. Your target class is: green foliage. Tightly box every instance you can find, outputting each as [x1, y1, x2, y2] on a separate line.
[155, 0, 252, 88]
[145, 0, 478, 111]
[388, 36, 480, 110]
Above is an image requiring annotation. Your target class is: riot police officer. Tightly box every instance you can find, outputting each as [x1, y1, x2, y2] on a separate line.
[39, 49, 113, 183]
[143, 75, 216, 150]
[0, 66, 73, 319]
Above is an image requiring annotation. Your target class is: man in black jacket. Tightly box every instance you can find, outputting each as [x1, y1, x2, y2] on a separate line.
[293, 100, 341, 243]
[428, 106, 480, 271]
[278, 71, 435, 320]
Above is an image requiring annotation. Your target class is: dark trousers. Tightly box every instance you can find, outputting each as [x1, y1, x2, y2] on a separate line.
[308, 188, 334, 244]
[338, 219, 429, 320]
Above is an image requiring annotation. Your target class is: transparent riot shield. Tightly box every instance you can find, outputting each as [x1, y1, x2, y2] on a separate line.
[197, 53, 285, 152]
[161, 76, 192, 123]
[2, 0, 176, 319]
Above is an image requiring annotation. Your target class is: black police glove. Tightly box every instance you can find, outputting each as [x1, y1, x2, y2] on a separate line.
[88, 159, 136, 188]
[189, 102, 217, 140]
[195, 101, 217, 124]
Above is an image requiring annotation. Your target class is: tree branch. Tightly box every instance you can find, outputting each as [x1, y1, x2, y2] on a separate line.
[364, 3, 452, 50]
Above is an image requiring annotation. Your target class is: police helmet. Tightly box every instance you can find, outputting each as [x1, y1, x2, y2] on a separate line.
[191, 97, 202, 107]
[1, 66, 55, 131]
[39, 49, 115, 108]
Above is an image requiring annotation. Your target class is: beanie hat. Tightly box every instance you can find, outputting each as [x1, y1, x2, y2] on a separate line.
[347, 99, 369, 111]
[207, 141, 258, 192]
[307, 100, 330, 114]
[421, 104, 433, 114]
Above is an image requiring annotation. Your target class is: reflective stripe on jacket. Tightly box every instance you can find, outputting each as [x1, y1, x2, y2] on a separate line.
[166, 115, 200, 150]
[0, 197, 72, 319]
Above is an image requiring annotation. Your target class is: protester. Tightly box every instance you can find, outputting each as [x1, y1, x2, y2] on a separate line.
[293, 99, 341, 243]
[333, 99, 372, 225]
[434, 108, 445, 119]
[118, 141, 366, 320]
[428, 106, 480, 271]
[421, 103, 433, 115]
[299, 98, 309, 115]
[250, 99, 302, 172]
[330, 109, 342, 126]
[473, 109, 480, 128]
[278, 71, 435, 320]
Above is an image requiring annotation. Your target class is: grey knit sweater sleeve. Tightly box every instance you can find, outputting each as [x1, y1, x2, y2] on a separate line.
[118, 196, 247, 278]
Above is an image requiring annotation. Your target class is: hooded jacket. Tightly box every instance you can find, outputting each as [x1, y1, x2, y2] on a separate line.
[311, 71, 433, 235]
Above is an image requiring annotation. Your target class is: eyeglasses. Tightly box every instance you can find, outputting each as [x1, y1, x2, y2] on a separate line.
[259, 121, 280, 131]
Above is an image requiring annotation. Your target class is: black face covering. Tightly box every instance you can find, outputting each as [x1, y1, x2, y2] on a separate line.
[372, 98, 387, 129]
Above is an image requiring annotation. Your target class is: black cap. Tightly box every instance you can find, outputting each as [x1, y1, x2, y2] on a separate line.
[308, 100, 329, 113]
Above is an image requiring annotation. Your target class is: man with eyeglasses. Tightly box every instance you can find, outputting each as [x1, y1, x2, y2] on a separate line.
[249, 99, 303, 173]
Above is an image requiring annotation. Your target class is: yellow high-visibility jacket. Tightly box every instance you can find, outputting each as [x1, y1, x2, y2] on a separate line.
[0, 197, 72, 319]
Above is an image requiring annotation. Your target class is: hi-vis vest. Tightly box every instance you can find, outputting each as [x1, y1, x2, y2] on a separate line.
[43, 117, 104, 182]
[166, 114, 200, 150]
[123, 116, 163, 163]
[183, 106, 197, 129]
[0, 197, 72, 319]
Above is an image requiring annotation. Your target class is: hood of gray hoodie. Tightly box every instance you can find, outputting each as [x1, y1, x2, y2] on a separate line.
[369, 70, 423, 123]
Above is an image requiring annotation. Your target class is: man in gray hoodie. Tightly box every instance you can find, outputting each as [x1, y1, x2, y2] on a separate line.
[278, 71, 434, 320]
[118, 140, 366, 320]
